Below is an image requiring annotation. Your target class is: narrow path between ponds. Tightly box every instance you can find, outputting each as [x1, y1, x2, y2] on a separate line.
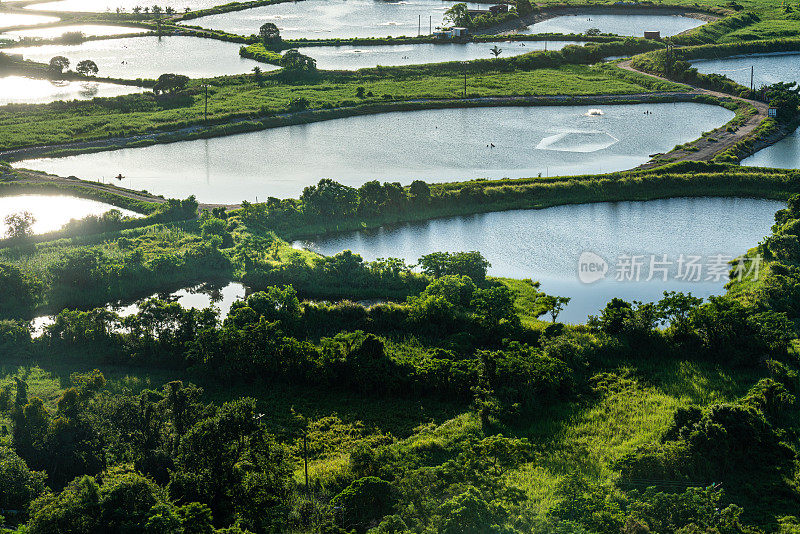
[0, 60, 778, 211]
[617, 59, 770, 168]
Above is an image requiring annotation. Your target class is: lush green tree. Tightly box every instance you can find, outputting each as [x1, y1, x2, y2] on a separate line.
[330, 476, 395, 533]
[418, 251, 490, 283]
[280, 49, 317, 74]
[259, 22, 281, 46]
[0, 446, 47, 515]
[252, 65, 263, 86]
[538, 295, 571, 323]
[0, 262, 39, 318]
[515, 0, 533, 16]
[170, 398, 291, 529]
[48, 56, 70, 74]
[153, 73, 189, 95]
[444, 3, 471, 27]
[764, 81, 800, 121]
[409, 180, 430, 203]
[436, 487, 499, 534]
[301, 179, 358, 217]
[4, 211, 35, 240]
[76, 59, 99, 76]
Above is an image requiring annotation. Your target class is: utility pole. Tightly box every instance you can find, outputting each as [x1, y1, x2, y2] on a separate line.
[429, 15, 432, 34]
[418, 14, 421, 36]
[203, 84, 208, 124]
[463, 62, 467, 97]
[750, 65, 754, 92]
[303, 431, 309, 496]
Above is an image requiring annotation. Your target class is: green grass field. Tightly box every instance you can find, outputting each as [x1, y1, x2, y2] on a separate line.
[0, 64, 674, 152]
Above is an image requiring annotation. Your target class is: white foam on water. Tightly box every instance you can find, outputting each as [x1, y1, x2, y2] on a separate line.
[584, 108, 604, 116]
[535, 130, 619, 153]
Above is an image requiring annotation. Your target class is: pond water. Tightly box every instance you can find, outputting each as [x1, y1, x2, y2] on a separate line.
[17, 102, 734, 204]
[692, 52, 800, 88]
[185, 0, 486, 39]
[25, 0, 222, 13]
[0, 194, 141, 236]
[0, 13, 60, 29]
[296, 40, 582, 70]
[0, 75, 142, 105]
[31, 281, 247, 336]
[298, 197, 782, 323]
[521, 13, 705, 38]
[9, 35, 271, 79]
[1, 24, 145, 40]
[742, 127, 800, 169]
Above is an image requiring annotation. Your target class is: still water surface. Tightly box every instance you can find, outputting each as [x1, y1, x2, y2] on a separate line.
[742, 127, 800, 170]
[299, 197, 782, 323]
[9, 35, 269, 79]
[186, 0, 486, 39]
[31, 282, 247, 336]
[692, 52, 800, 88]
[695, 53, 800, 171]
[0, 13, 60, 28]
[17, 102, 734, 203]
[1, 24, 145, 39]
[296, 40, 581, 70]
[520, 13, 704, 37]
[0, 75, 142, 105]
[0, 195, 140, 236]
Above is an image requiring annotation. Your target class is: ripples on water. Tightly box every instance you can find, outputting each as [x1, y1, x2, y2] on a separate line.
[17, 103, 734, 203]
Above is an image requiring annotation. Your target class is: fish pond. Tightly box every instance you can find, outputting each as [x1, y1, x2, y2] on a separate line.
[9, 35, 270, 79]
[0, 75, 142, 105]
[0, 194, 141, 236]
[295, 40, 582, 70]
[521, 13, 705, 38]
[185, 0, 486, 39]
[299, 197, 782, 323]
[16, 102, 734, 204]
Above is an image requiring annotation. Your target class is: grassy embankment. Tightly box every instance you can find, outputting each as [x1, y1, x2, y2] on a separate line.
[0, 62, 680, 154]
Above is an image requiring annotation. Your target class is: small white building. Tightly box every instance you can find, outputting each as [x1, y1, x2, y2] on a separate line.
[451, 27, 468, 37]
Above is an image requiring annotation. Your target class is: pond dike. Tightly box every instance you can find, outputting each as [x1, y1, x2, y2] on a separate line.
[0, 91, 703, 162]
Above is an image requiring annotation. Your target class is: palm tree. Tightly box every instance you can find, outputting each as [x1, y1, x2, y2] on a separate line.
[490, 45, 502, 58]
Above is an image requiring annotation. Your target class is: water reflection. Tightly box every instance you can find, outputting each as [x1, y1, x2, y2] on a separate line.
[0, 75, 141, 105]
[0, 195, 141, 236]
[187, 0, 486, 39]
[299, 197, 783, 323]
[9, 36, 271, 79]
[31, 281, 247, 336]
[743, 127, 800, 170]
[521, 13, 705, 37]
[18, 103, 734, 203]
[295, 40, 582, 70]
[1, 24, 143, 40]
[692, 52, 800, 88]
